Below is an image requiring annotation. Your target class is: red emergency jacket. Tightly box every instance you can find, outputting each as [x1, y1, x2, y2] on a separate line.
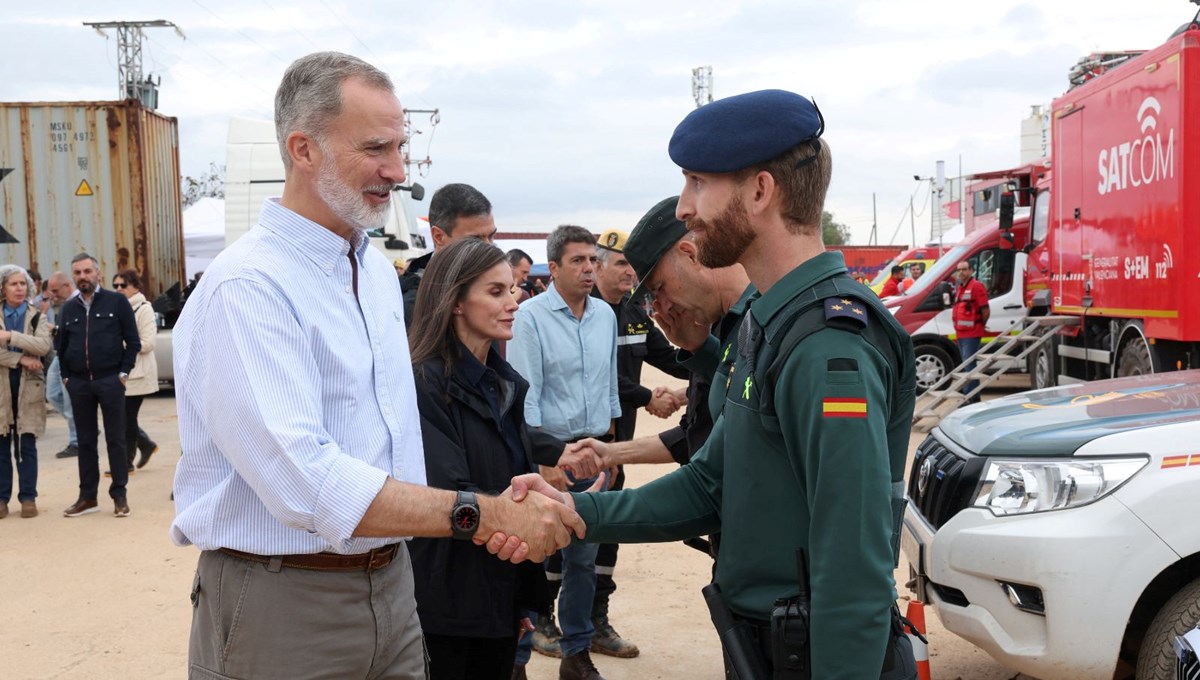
[952, 278, 989, 339]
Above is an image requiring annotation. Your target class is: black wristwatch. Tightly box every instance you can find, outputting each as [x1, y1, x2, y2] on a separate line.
[450, 490, 480, 541]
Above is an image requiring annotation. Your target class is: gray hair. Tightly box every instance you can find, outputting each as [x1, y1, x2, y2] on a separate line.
[71, 252, 99, 268]
[595, 247, 614, 265]
[274, 51, 394, 170]
[0, 264, 35, 294]
[546, 225, 596, 265]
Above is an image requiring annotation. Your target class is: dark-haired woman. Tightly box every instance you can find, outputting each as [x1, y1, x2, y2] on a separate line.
[408, 237, 587, 679]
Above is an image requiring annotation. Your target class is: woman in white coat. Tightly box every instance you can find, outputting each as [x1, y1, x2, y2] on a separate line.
[0, 265, 52, 518]
[112, 270, 158, 473]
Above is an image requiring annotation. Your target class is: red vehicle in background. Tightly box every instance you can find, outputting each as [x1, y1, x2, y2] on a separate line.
[1023, 25, 1200, 388]
[881, 164, 1040, 391]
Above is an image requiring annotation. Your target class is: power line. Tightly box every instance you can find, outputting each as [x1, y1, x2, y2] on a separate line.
[318, 0, 382, 62]
[259, 0, 321, 51]
[191, 0, 291, 66]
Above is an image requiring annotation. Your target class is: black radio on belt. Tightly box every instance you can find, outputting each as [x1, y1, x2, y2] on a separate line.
[770, 549, 811, 679]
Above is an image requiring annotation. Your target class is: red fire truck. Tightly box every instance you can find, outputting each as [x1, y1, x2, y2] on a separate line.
[1023, 25, 1200, 389]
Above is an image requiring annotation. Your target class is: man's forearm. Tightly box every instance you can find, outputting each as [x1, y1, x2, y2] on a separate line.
[607, 437, 674, 465]
[355, 478, 454, 538]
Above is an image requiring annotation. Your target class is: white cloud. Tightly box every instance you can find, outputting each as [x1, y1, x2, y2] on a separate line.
[2, 0, 1195, 248]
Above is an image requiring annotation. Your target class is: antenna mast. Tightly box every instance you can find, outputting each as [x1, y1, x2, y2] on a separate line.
[692, 66, 713, 108]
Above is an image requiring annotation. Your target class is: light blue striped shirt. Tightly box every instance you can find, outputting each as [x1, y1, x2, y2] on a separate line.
[508, 282, 620, 441]
[170, 198, 426, 555]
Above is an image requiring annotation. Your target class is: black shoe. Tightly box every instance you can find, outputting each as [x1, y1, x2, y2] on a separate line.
[136, 435, 159, 469]
[55, 444, 79, 459]
[590, 615, 640, 658]
[559, 650, 605, 680]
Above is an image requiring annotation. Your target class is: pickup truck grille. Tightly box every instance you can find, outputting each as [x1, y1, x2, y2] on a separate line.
[907, 434, 985, 529]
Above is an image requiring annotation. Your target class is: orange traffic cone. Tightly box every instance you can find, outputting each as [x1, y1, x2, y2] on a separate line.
[905, 600, 932, 680]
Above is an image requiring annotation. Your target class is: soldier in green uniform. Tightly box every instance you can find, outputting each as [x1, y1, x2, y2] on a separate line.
[498, 89, 917, 679]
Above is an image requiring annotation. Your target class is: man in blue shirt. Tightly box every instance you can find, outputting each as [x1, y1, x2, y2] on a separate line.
[508, 225, 620, 680]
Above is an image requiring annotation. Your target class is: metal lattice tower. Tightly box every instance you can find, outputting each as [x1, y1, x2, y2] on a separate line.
[692, 66, 713, 108]
[83, 20, 184, 108]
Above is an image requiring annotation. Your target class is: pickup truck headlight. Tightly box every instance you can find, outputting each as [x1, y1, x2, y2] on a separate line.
[972, 457, 1147, 516]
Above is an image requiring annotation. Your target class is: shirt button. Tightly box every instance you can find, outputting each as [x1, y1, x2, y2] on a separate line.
[383, 405, 392, 415]
[345, 286, 352, 293]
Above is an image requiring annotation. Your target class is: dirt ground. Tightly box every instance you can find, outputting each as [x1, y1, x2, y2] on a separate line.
[2, 369, 1036, 679]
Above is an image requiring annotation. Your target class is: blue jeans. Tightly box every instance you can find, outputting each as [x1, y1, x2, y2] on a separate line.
[958, 336, 982, 402]
[557, 475, 602, 657]
[46, 357, 77, 446]
[0, 432, 38, 503]
[514, 610, 535, 665]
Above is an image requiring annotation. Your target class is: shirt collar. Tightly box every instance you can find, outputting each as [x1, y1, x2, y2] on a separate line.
[750, 251, 848, 327]
[258, 198, 370, 271]
[729, 283, 758, 316]
[457, 341, 491, 387]
[4, 301, 27, 316]
[546, 281, 592, 317]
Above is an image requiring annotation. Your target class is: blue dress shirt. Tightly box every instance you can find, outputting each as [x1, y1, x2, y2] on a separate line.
[171, 198, 426, 555]
[508, 282, 620, 442]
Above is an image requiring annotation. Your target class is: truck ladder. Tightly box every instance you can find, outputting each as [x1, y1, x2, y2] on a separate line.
[912, 315, 1079, 432]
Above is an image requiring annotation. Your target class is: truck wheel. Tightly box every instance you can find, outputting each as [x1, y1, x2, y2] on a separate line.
[1135, 576, 1200, 680]
[914, 344, 953, 394]
[1117, 336, 1154, 377]
[1029, 342, 1057, 390]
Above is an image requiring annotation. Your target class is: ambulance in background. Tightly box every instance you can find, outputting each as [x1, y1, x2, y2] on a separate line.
[882, 164, 1040, 391]
[868, 245, 952, 296]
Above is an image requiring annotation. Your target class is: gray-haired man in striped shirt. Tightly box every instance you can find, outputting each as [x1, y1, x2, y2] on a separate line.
[171, 51, 585, 680]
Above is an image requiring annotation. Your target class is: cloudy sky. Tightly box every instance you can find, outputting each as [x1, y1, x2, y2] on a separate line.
[2, 0, 1196, 245]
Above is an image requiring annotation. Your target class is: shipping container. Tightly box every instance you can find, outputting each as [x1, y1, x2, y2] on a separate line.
[0, 99, 184, 297]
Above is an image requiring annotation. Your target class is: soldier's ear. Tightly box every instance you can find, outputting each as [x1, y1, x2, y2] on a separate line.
[676, 240, 699, 265]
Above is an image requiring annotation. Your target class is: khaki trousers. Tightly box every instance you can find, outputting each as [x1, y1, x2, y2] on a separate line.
[188, 544, 427, 679]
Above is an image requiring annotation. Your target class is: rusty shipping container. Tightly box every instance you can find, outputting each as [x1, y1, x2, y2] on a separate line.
[0, 99, 184, 297]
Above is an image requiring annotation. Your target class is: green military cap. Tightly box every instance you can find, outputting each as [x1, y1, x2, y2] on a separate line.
[597, 228, 629, 253]
[627, 196, 687, 302]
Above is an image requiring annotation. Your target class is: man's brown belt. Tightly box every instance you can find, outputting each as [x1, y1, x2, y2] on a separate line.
[217, 543, 400, 572]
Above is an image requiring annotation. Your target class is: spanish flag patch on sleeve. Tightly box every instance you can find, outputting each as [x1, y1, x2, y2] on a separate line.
[822, 397, 867, 418]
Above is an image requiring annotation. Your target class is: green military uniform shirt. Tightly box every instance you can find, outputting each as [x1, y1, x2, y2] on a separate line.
[574, 251, 916, 680]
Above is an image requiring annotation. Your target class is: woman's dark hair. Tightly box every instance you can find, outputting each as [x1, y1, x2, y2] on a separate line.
[113, 268, 142, 291]
[408, 237, 508, 371]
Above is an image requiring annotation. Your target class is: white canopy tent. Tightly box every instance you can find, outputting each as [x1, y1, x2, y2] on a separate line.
[183, 197, 225, 279]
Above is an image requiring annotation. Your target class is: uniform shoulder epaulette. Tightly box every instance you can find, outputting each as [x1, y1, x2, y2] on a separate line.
[823, 296, 868, 330]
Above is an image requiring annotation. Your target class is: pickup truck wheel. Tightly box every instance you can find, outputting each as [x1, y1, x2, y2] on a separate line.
[1117, 336, 1154, 377]
[914, 344, 953, 394]
[1029, 342, 1057, 390]
[1136, 576, 1200, 680]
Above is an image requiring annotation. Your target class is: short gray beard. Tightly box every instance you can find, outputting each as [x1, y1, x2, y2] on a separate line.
[316, 151, 391, 231]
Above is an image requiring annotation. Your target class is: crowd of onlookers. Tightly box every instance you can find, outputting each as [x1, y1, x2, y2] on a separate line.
[0, 256, 159, 521]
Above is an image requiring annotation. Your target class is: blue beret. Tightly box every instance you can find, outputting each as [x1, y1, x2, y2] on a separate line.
[668, 89, 824, 173]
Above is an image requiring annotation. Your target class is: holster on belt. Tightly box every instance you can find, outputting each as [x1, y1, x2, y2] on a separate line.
[702, 583, 769, 680]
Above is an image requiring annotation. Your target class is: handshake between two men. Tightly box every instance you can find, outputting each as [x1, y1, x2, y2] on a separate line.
[468, 472, 607, 563]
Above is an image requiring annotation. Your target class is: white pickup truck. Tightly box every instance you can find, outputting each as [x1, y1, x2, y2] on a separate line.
[902, 371, 1200, 680]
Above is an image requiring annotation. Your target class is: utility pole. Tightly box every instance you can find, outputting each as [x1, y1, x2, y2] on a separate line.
[83, 20, 184, 109]
[402, 108, 440, 177]
[692, 66, 713, 108]
[870, 193, 878, 246]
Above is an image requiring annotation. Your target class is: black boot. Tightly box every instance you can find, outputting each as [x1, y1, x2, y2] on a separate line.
[135, 429, 158, 469]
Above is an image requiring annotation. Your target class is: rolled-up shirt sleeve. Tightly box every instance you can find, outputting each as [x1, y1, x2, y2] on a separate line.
[200, 279, 388, 550]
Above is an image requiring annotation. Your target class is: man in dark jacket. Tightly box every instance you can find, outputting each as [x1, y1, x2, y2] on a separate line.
[400, 183, 498, 325]
[56, 253, 140, 518]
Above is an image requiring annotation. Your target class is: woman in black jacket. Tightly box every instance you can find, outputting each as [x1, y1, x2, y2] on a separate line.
[408, 237, 570, 679]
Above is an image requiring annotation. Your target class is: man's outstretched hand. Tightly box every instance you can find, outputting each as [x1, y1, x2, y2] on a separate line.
[473, 484, 587, 563]
[480, 473, 607, 558]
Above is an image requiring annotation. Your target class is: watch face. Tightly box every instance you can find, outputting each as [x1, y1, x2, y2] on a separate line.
[453, 505, 479, 532]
